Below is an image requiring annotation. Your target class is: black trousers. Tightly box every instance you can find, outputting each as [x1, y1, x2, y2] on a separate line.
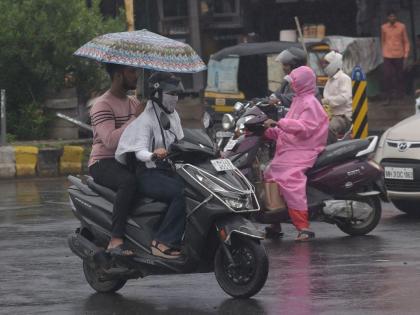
[89, 159, 137, 238]
[383, 57, 405, 98]
[136, 168, 186, 248]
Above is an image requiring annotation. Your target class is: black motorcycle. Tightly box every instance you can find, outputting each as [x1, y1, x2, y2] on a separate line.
[67, 128, 268, 298]
[215, 99, 287, 151]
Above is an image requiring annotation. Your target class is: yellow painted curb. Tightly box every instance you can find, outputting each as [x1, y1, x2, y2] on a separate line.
[60, 146, 84, 174]
[14, 146, 39, 177]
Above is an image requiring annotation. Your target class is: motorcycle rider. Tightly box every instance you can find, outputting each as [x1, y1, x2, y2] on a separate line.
[269, 47, 307, 107]
[116, 72, 186, 259]
[265, 47, 307, 238]
[88, 63, 143, 256]
[322, 51, 352, 137]
[263, 66, 329, 241]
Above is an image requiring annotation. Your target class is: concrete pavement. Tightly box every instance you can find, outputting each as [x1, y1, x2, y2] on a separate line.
[1, 178, 420, 315]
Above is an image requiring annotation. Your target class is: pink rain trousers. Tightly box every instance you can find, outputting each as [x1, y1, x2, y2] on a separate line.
[264, 66, 329, 230]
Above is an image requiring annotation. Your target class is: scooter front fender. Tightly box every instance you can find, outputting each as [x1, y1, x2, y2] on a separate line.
[215, 215, 265, 245]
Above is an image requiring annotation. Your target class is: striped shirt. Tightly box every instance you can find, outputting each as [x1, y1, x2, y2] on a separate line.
[88, 90, 141, 167]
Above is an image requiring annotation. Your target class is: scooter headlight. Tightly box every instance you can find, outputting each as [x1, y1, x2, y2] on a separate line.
[235, 115, 255, 134]
[224, 196, 251, 210]
[194, 169, 252, 210]
[222, 114, 235, 130]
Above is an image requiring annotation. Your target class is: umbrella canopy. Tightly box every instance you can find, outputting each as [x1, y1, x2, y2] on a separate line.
[74, 29, 206, 73]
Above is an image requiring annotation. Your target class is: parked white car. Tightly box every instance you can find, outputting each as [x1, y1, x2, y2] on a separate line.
[374, 114, 420, 215]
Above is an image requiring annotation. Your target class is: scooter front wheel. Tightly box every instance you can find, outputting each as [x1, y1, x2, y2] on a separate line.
[214, 237, 268, 298]
[83, 260, 127, 293]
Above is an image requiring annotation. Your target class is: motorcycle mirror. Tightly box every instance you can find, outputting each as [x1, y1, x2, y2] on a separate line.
[202, 111, 214, 129]
[234, 102, 244, 112]
[159, 112, 171, 130]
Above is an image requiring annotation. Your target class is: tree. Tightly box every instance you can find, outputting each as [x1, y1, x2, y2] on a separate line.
[0, 0, 124, 139]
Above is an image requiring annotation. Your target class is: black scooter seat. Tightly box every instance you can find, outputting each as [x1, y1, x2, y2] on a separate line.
[87, 177, 117, 203]
[86, 177, 167, 216]
[311, 138, 370, 170]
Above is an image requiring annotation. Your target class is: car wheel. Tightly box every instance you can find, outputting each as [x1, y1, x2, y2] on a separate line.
[391, 200, 420, 216]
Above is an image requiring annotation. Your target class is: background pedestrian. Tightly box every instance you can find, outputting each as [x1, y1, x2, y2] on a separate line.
[381, 9, 410, 103]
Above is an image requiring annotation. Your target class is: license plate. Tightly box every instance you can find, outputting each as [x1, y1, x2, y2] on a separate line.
[216, 131, 234, 138]
[215, 98, 226, 106]
[384, 167, 414, 180]
[223, 139, 238, 151]
[211, 159, 236, 172]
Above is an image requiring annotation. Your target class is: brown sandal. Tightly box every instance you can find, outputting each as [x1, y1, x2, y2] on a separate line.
[151, 241, 181, 259]
[106, 244, 135, 257]
[295, 230, 315, 242]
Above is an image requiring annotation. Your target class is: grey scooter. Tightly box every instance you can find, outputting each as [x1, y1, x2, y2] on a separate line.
[67, 128, 268, 298]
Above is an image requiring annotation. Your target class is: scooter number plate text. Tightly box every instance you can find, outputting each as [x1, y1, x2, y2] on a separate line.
[384, 167, 414, 180]
[223, 139, 238, 151]
[211, 159, 236, 172]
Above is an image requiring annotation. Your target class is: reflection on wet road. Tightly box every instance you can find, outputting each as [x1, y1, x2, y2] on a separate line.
[1, 178, 420, 315]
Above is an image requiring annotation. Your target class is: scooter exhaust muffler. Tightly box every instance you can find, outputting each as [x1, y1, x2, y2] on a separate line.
[68, 232, 102, 261]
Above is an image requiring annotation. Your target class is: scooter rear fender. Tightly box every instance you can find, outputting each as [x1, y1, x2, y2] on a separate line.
[215, 215, 264, 245]
[308, 158, 383, 196]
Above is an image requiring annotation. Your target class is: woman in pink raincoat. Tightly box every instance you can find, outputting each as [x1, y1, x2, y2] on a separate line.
[263, 66, 329, 241]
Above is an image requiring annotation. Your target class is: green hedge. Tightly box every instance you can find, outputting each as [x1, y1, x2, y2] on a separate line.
[0, 0, 124, 140]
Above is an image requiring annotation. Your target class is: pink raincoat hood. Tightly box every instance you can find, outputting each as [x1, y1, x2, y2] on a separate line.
[265, 66, 329, 155]
[290, 66, 317, 97]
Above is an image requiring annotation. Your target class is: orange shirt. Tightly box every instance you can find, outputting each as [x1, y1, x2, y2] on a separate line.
[381, 21, 410, 59]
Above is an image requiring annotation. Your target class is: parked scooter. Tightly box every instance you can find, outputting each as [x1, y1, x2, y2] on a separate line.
[221, 103, 385, 237]
[67, 128, 268, 298]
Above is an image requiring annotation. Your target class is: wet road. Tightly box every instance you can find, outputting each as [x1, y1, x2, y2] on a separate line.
[1, 178, 420, 315]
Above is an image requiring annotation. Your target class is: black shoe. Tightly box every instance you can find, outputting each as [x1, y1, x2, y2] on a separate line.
[265, 226, 284, 239]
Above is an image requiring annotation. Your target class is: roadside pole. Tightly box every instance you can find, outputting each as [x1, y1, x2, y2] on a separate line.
[351, 66, 368, 139]
[124, 0, 135, 31]
[294, 16, 308, 57]
[0, 89, 6, 145]
[188, 0, 204, 91]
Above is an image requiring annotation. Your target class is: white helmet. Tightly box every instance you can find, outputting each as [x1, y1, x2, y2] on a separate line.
[323, 51, 343, 77]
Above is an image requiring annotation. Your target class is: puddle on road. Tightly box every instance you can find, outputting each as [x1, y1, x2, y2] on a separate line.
[0, 177, 72, 224]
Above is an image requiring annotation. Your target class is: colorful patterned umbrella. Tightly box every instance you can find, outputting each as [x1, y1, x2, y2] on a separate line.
[74, 29, 206, 73]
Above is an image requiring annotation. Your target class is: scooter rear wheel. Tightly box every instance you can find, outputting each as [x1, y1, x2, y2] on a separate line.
[214, 237, 268, 298]
[83, 260, 127, 293]
[335, 196, 382, 236]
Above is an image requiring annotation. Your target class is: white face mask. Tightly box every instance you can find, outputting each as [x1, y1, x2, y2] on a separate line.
[162, 93, 178, 113]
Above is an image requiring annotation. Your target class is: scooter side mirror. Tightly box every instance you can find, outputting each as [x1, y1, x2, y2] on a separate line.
[234, 102, 244, 112]
[202, 111, 214, 129]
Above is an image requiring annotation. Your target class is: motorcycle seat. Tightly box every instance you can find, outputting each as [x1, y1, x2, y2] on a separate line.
[86, 177, 167, 216]
[311, 138, 370, 170]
